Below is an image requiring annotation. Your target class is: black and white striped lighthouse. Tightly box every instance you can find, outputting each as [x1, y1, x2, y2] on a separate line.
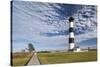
[68, 17, 75, 51]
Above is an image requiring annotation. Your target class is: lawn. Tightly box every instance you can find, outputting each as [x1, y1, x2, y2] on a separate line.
[12, 52, 33, 66]
[38, 51, 97, 64]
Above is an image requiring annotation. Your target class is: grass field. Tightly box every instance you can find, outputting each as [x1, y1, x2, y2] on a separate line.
[38, 51, 97, 64]
[12, 52, 33, 66]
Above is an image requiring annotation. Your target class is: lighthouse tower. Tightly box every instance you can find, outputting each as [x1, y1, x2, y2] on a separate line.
[68, 17, 75, 51]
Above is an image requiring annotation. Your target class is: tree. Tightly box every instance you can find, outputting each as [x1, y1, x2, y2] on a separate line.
[28, 43, 35, 52]
[21, 49, 25, 52]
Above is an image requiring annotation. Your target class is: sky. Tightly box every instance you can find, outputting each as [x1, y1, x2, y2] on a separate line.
[12, 1, 97, 52]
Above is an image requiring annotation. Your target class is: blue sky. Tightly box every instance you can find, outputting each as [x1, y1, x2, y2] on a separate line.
[12, 1, 97, 52]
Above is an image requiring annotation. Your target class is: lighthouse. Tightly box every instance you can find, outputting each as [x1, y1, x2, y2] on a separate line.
[68, 17, 81, 52]
[68, 17, 75, 51]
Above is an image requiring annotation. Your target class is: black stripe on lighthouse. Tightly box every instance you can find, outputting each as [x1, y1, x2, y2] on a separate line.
[69, 38, 74, 43]
[69, 27, 74, 32]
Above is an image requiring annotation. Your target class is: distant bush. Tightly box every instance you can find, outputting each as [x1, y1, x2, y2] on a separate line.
[88, 49, 97, 51]
[38, 51, 50, 53]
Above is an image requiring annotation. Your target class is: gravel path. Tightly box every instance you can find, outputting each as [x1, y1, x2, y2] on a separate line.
[27, 53, 40, 65]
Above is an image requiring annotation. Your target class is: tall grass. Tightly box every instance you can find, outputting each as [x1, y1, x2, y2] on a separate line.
[12, 52, 33, 66]
[38, 51, 97, 64]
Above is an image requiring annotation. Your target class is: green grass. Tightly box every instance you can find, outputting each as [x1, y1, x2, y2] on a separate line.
[12, 52, 33, 66]
[38, 51, 97, 64]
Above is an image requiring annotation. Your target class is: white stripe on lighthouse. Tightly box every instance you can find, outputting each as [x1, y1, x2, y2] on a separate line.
[69, 32, 74, 38]
[69, 22, 74, 27]
[69, 43, 75, 49]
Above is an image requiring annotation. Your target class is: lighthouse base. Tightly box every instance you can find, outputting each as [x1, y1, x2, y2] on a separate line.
[74, 48, 81, 52]
[68, 47, 81, 52]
